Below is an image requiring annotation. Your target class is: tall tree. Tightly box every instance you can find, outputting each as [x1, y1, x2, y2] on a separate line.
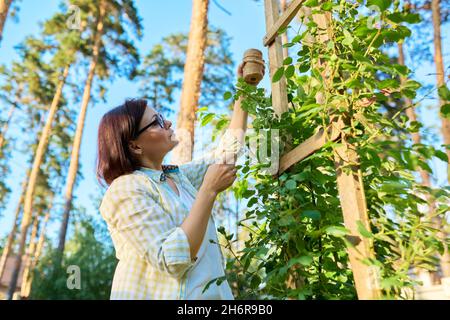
[3, 5, 85, 297]
[171, 0, 210, 164]
[0, 170, 28, 279]
[57, 0, 142, 255]
[427, 0, 450, 278]
[5, 27, 78, 298]
[138, 28, 234, 116]
[431, 0, 450, 183]
[0, 0, 12, 44]
[0, 99, 17, 152]
[20, 174, 59, 299]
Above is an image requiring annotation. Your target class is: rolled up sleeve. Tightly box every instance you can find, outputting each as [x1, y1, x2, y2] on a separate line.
[103, 175, 195, 279]
[161, 227, 192, 266]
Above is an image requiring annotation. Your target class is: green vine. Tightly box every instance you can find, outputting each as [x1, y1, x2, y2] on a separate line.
[203, 0, 450, 300]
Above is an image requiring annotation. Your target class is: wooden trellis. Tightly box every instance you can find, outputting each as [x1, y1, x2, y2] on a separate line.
[263, 0, 381, 299]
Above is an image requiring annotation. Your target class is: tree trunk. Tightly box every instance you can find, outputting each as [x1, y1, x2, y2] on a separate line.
[0, 0, 12, 44]
[431, 0, 450, 278]
[0, 171, 28, 279]
[5, 65, 70, 300]
[22, 209, 50, 298]
[432, 0, 450, 182]
[20, 208, 40, 298]
[171, 0, 209, 164]
[57, 2, 106, 255]
[21, 192, 54, 299]
[0, 102, 16, 152]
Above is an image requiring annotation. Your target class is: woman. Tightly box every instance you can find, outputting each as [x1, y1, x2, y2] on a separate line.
[96, 61, 265, 300]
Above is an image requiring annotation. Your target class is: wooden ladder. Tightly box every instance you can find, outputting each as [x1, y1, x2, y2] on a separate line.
[263, 0, 381, 300]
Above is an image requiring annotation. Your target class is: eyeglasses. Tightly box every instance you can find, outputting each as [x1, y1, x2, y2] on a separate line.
[135, 113, 166, 138]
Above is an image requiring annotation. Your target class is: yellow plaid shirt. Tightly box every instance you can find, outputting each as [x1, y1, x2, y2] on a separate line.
[99, 131, 243, 300]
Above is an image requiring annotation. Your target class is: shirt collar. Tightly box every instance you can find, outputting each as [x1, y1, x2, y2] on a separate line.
[138, 164, 180, 183]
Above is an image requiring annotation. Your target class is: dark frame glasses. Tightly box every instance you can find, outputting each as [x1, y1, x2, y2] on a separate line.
[135, 113, 165, 138]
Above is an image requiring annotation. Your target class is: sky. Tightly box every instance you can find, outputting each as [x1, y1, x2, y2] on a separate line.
[0, 0, 448, 241]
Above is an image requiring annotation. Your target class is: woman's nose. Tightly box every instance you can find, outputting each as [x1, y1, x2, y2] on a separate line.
[164, 120, 172, 129]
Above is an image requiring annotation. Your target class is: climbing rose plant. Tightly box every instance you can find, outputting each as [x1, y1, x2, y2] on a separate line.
[202, 0, 450, 300]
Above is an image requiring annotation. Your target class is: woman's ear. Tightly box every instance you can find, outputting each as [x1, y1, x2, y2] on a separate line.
[128, 139, 143, 156]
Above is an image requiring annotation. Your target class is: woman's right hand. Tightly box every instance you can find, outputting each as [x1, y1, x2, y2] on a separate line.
[201, 164, 238, 195]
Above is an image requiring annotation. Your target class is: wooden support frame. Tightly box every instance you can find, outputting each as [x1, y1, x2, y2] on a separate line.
[278, 117, 344, 173]
[264, 0, 289, 118]
[263, 0, 305, 46]
[262, 0, 381, 299]
[333, 140, 381, 299]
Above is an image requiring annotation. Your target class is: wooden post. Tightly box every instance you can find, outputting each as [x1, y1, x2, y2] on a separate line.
[307, 7, 381, 300]
[334, 137, 381, 299]
[264, 0, 289, 118]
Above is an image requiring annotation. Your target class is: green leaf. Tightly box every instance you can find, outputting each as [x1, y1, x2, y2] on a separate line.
[378, 78, 398, 89]
[223, 91, 232, 100]
[285, 65, 295, 78]
[403, 79, 421, 90]
[285, 179, 297, 190]
[283, 57, 293, 65]
[200, 113, 214, 126]
[342, 29, 354, 46]
[298, 63, 310, 73]
[387, 12, 421, 24]
[292, 171, 309, 182]
[438, 85, 450, 101]
[242, 189, 255, 198]
[435, 150, 449, 163]
[272, 67, 284, 83]
[321, 1, 333, 11]
[291, 34, 304, 43]
[367, 0, 392, 11]
[356, 220, 373, 238]
[277, 26, 288, 35]
[325, 226, 349, 237]
[298, 255, 313, 266]
[441, 104, 450, 119]
[247, 197, 258, 207]
[302, 210, 321, 221]
[250, 274, 261, 288]
[304, 0, 319, 7]
[345, 78, 361, 88]
[217, 226, 226, 235]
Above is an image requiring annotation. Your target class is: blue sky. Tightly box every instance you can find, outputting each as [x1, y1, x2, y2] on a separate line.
[0, 0, 448, 240]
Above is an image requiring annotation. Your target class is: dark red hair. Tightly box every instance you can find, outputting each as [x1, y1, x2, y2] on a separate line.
[96, 99, 148, 186]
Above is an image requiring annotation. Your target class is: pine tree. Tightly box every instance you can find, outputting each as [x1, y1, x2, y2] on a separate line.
[57, 0, 142, 256]
[171, 0, 210, 164]
[0, 0, 12, 44]
[5, 32, 74, 299]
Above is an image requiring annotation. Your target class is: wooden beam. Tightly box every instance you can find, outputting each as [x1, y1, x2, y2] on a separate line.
[263, 0, 305, 46]
[278, 118, 344, 174]
[264, 0, 289, 119]
[334, 140, 381, 299]
[310, 7, 381, 300]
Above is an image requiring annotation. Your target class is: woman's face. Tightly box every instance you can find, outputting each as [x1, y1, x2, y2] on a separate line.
[129, 107, 178, 161]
